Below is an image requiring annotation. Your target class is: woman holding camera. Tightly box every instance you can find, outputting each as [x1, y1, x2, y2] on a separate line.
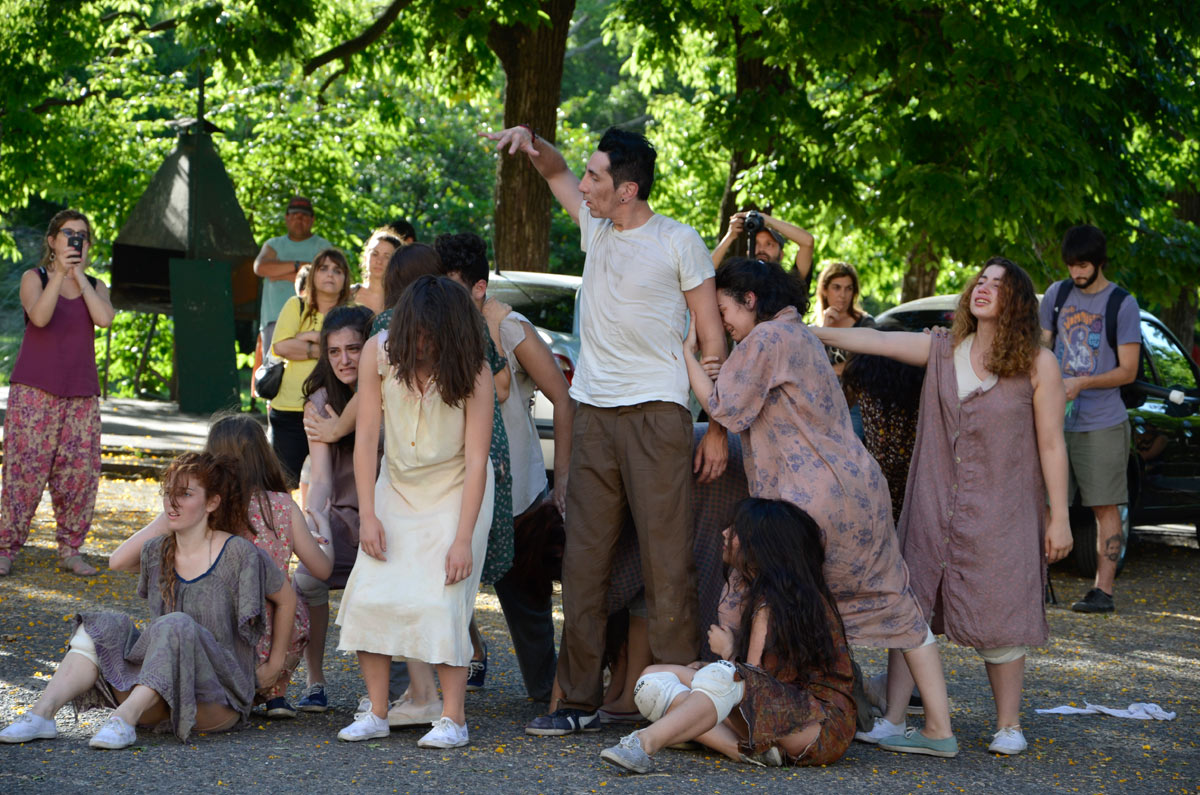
[0, 209, 115, 577]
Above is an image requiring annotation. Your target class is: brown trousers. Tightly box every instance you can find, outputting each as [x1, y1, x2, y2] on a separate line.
[556, 401, 700, 711]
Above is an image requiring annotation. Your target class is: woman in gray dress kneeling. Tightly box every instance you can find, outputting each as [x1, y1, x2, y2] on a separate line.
[0, 452, 297, 750]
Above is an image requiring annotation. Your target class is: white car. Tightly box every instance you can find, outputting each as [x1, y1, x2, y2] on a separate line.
[486, 270, 582, 475]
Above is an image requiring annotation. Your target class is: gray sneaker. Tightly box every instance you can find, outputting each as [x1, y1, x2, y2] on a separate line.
[0, 713, 57, 744]
[600, 731, 653, 774]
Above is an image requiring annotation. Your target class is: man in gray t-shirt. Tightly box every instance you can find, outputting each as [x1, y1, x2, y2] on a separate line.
[1039, 225, 1140, 615]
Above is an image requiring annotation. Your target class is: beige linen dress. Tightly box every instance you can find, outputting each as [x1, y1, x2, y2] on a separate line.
[336, 336, 494, 666]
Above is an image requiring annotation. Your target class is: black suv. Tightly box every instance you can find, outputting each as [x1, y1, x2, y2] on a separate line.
[876, 295, 1200, 576]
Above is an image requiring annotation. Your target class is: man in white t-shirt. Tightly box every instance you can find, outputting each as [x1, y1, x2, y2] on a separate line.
[487, 124, 729, 736]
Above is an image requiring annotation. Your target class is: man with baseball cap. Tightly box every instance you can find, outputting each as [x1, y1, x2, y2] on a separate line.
[253, 196, 333, 354]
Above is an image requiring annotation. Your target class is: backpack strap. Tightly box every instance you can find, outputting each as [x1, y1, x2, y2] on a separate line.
[1104, 286, 1130, 354]
[1048, 280, 1072, 352]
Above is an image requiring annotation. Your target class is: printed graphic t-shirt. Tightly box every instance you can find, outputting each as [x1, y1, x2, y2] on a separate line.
[1039, 281, 1140, 432]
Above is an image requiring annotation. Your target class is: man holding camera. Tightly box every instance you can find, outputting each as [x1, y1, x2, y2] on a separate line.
[711, 210, 815, 284]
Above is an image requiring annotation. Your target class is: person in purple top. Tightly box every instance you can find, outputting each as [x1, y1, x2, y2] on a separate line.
[0, 209, 115, 577]
[1039, 225, 1140, 614]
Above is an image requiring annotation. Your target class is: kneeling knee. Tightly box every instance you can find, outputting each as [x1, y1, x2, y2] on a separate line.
[633, 671, 691, 722]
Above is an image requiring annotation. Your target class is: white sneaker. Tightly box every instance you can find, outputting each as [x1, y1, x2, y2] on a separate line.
[355, 696, 373, 716]
[417, 716, 469, 749]
[387, 698, 444, 728]
[89, 715, 137, 749]
[854, 716, 906, 744]
[988, 726, 1027, 755]
[0, 713, 57, 743]
[337, 711, 390, 742]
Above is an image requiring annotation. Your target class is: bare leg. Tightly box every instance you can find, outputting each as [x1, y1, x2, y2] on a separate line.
[356, 652, 392, 720]
[30, 652, 100, 721]
[693, 722, 745, 761]
[604, 616, 651, 713]
[636, 691, 718, 755]
[468, 616, 485, 661]
[882, 649, 913, 726]
[112, 684, 164, 727]
[304, 602, 329, 686]
[898, 645, 953, 739]
[436, 664, 468, 725]
[547, 675, 564, 714]
[985, 657, 1025, 729]
[404, 660, 440, 705]
[602, 642, 628, 707]
[1092, 505, 1121, 595]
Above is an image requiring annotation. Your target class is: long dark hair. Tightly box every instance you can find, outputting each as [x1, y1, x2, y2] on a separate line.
[158, 452, 246, 610]
[715, 257, 809, 319]
[386, 275, 486, 407]
[302, 305, 373, 422]
[841, 320, 925, 411]
[204, 414, 288, 539]
[730, 499, 841, 676]
[383, 243, 442, 309]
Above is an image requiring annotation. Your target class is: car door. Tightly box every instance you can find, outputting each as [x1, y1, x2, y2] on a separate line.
[1131, 317, 1200, 518]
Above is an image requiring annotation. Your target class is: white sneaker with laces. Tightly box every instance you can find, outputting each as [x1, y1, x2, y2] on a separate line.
[988, 726, 1027, 755]
[418, 716, 469, 749]
[338, 711, 390, 742]
[854, 716, 906, 744]
[89, 715, 137, 749]
[0, 713, 57, 743]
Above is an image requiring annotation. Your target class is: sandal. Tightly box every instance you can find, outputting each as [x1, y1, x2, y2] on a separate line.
[61, 555, 98, 577]
[0, 557, 11, 577]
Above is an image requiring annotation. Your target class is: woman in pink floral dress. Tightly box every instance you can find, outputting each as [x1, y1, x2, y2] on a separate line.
[684, 257, 957, 758]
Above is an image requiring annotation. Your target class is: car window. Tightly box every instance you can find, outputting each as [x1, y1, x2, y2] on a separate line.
[884, 309, 956, 332]
[1141, 319, 1198, 390]
[487, 280, 577, 334]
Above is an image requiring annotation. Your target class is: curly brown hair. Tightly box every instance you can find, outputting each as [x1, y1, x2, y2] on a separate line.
[386, 274, 486, 408]
[157, 452, 248, 610]
[950, 256, 1041, 378]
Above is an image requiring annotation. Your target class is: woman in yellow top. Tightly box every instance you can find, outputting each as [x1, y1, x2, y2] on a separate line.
[270, 248, 352, 485]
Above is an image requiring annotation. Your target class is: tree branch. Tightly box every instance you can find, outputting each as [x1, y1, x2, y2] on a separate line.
[33, 90, 92, 114]
[316, 61, 349, 107]
[303, 0, 414, 76]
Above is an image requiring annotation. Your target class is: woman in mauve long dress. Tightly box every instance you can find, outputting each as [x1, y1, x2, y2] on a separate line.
[813, 256, 1073, 756]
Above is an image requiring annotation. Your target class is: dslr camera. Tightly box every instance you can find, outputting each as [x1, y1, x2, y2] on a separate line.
[744, 211, 765, 258]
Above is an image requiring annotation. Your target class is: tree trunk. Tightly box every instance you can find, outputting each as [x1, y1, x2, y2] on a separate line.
[488, 0, 576, 272]
[1162, 188, 1200, 352]
[715, 15, 790, 255]
[901, 235, 939, 302]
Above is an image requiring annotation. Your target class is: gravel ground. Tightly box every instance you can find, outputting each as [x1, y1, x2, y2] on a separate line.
[1, 478, 1198, 794]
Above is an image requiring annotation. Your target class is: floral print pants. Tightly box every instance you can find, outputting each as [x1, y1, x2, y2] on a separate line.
[1, 384, 101, 561]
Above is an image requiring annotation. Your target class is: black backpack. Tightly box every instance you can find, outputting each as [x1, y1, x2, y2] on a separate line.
[1047, 281, 1144, 409]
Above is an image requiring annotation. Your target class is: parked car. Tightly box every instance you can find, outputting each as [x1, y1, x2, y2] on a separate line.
[486, 270, 581, 474]
[877, 294, 1200, 576]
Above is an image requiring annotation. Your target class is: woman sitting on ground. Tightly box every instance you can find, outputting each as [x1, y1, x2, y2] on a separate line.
[600, 498, 856, 772]
[0, 453, 296, 749]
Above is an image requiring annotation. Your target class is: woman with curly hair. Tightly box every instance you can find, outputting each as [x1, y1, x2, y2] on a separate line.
[0, 452, 297, 749]
[812, 256, 1073, 756]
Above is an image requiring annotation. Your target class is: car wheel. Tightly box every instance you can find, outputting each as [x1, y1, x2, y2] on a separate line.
[1068, 504, 1130, 579]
